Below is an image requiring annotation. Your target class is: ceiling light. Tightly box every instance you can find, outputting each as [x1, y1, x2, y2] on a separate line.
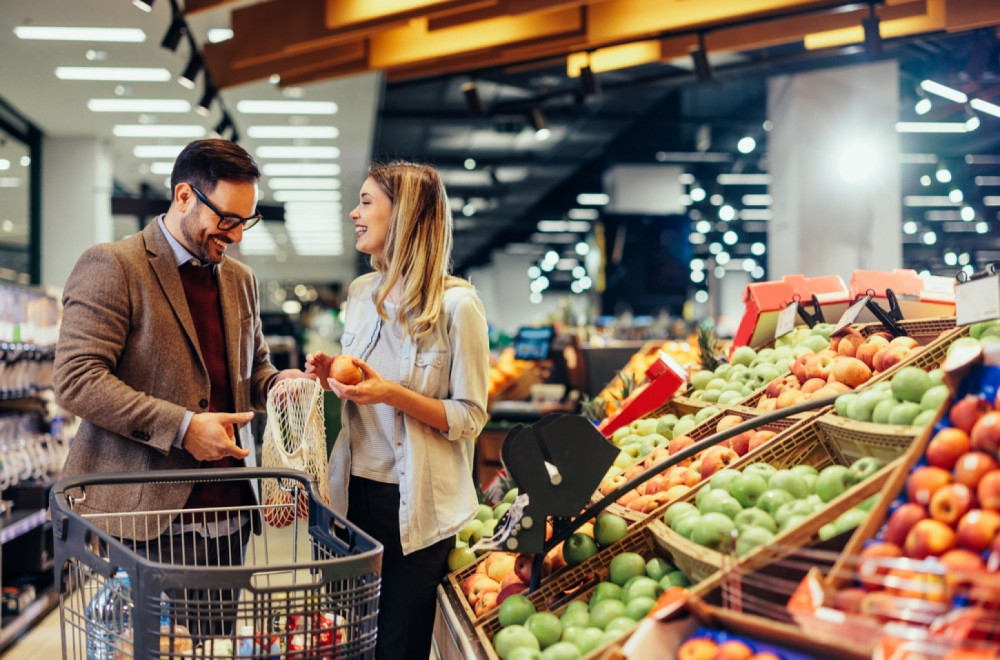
[690, 33, 712, 81]
[936, 164, 952, 183]
[207, 28, 234, 44]
[902, 221, 917, 234]
[112, 124, 206, 138]
[718, 205, 736, 221]
[530, 108, 550, 141]
[689, 187, 706, 202]
[919, 80, 968, 104]
[55, 66, 171, 81]
[267, 178, 340, 190]
[739, 209, 772, 220]
[920, 175, 932, 186]
[461, 80, 483, 116]
[895, 121, 971, 133]
[722, 230, 738, 245]
[903, 195, 958, 206]
[689, 233, 706, 244]
[750, 242, 766, 256]
[695, 220, 712, 233]
[976, 176, 1000, 186]
[575, 242, 590, 256]
[948, 188, 964, 203]
[272, 190, 341, 202]
[247, 126, 338, 139]
[0, 160, 9, 171]
[88, 99, 191, 112]
[691, 270, 706, 283]
[14, 26, 146, 42]
[160, 14, 186, 52]
[464, 158, 476, 170]
[970, 98, 1000, 119]
[567, 208, 599, 220]
[256, 146, 341, 159]
[960, 206, 975, 221]
[741, 194, 772, 206]
[914, 89, 932, 115]
[196, 84, 218, 116]
[262, 163, 341, 177]
[177, 52, 203, 88]
[736, 137, 756, 154]
[236, 100, 337, 115]
[976, 222, 989, 234]
[965, 112, 981, 132]
[132, 0, 155, 11]
[576, 193, 609, 206]
[695, 290, 710, 303]
[922, 231, 937, 245]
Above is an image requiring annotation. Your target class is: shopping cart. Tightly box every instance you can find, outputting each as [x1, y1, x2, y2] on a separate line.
[51, 467, 382, 659]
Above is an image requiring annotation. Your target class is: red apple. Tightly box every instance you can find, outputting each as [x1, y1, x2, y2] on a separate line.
[950, 395, 992, 434]
[699, 445, 739, 480]
[856, 336, 890, 369]
[791, 354, 811, 385]
[776, 388, 805, 409]
[857, 541, 904, 591]
[883, 502, 928, 546]
[928, 483, 974, 526]
[890, 336, 919, 350]
[938, 549, 987, 596]
[667, 435, 695, 462]
[926, 427, 972, 470]
[757, 397, 778, 411]
[877, 344, 913, 372]
[495, 582, 527, 606]
[263, 491, 295, 528]
[800, 377, 828, 394]
[330, 353, 363, 385]
[903, 518, 957, 559]
[970, 411, 1000, 456]
[831, 586, 869, 613]
[677, 638, 718, 660]
[836, 332, 864, 358]
[804, 353, 835, 381]
[473, 589, 498, 616]
[728, 430, 754, 456]
[977, 469, 1000, 510]
[464, 574, 499, 607]
[715, 414, 745, 433]
[906, 465, 952, 506]
[955, 509, 1000, 552]
[747, 430, 776, 452]
[513, 553, 534, 584]
[954, 452, 999, 490]
[831, 357, 872, 388]
[498, 569, 525, 593]
[714, 640, 753, 660]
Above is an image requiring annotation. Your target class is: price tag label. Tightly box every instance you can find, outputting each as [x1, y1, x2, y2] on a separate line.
[832, 295, 871, 336]
[775, 302, 798, 339]
[956, 274, 1000, 326]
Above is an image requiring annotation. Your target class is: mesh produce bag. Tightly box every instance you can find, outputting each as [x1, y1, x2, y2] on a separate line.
[260, 378, 328, 527]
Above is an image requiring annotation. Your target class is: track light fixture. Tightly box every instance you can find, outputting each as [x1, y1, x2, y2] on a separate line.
[530, 107, 551, 141]
[228, 125, 240, 143]
[196, 83, 218, 116]
[690, 33, 713, 81]
[161, 13, 187, 52]
[177, 52, 203, 89]
[132, 0, 154, 12]
[862, 3, 881, 58]
[214, 113, 233, 136]
[580, 64, 599, 97]
[461, 80, 484, 116]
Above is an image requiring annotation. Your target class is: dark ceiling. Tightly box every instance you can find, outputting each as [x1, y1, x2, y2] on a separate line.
[371, 26, 1000, 299]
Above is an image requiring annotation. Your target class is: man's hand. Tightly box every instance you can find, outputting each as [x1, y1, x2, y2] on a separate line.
[183, 411, 254, 461]
[305, 352, 336, 390]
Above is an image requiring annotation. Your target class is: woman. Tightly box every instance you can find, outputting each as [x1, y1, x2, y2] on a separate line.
[306, 161, 490, 660]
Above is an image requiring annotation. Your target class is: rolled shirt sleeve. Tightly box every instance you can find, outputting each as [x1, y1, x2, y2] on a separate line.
[440, 290, 490, 442]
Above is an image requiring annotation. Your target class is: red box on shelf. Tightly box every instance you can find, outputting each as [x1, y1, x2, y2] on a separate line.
[597, 350, 686, 436]
[731, 274, 852, 354]
[848, 268, 955, 321]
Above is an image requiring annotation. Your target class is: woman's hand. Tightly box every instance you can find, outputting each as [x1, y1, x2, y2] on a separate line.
[304, 351, 336, 390]
[326, 357, 391, 405]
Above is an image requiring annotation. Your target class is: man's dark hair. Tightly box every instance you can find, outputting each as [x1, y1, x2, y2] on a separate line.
[170, 139, 260, 194]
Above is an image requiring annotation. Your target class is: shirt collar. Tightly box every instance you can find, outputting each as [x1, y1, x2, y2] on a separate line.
[158, 215, 204, 267]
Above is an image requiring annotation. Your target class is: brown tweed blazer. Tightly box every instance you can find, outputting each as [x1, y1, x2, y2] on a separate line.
[54, 220, 278, 540]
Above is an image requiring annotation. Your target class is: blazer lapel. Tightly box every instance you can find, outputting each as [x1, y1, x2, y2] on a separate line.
[145, 222, 202, 359]
[217, 262, 243, 405]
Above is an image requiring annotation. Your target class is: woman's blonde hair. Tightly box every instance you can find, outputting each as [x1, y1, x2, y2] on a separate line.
[367, 161, 471, 340]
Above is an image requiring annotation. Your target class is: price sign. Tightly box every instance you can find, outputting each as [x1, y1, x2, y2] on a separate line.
[956, 273, 1000, 326]
[775, 302, 798, 339]
[832, 295, 871, 336]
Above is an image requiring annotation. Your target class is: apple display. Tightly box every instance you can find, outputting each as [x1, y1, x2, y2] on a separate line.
[950, 394, 992, 434]
[699, 446, 740, 480]
[977, 469, 1000, 510]
[689, 512, 736, 551]
[955, 509, 1000, 552]
[857, 541, 903, 591]
[848, 456, 884, 484]
[733, 507, 777, 533]
[832, 357, 872, 388]
[903, 518, 957, 559]
[747, 430, 777, 453]
[728, 472, 770, 508]
[953, 452, 999, 490]
[970, 411, 1000, 456]
[561, 533, 598, 567]
[856, 335, 890, 369]
[697, 489, 743, 519]
[906, 465, 952, 505]
[928, 483, 974, 526]
[815, 464, 853, 502]
[803, 353, 835, 382]
[883, 502, 928, 546]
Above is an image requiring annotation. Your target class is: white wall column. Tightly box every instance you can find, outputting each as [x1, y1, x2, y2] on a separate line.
[767, 61, 901, 281]
[40, 136, 114, 289]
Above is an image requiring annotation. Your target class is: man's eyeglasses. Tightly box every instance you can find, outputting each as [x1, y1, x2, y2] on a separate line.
[190, 185, 262, 231]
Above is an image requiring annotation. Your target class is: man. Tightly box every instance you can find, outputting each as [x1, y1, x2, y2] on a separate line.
[54, 138, 309, 636]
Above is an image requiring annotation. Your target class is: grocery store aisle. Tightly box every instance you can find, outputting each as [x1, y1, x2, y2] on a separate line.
[0, 604, 60, 659]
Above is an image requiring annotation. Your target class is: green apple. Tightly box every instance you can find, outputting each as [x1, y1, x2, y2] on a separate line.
[735, 525, 775, 556]
[713, 364, 732, 380]
[655, 416, 677, 437]
[790, 464, 819, 477]
[913, 409, 937, 427]
[773, 499, 817, 529]
[927, 368, 944, 384]
[834, 392, 858, 418]
[690, 512, 736, 550]
[631, 418, 659, 436]
[691, 370, 716, 390]
[728, 472, 769, 508]
[672, 418, 697, 438]
[755, 488, 795, 515]
[887, 401, 922, 425]
[891, 366, 933, 404]
[644, 557, 674, 582]
[810, 323, 835, 339]
[604, 616, 639, 636]
[919, 384, 951, 412]
[476, 503, 495, 522]
[947, 335, 984, 357]
[560, 605, 590, 630]
[612, 451, 636, 470]
[731, 345, 757, 367]
[818, 506, 868, 541]
[589, 599, 627, 630]
[493, 625, 540, 659]
[671, 512, 701, 539]
[709, 468, 742, 492]
[700, 389, 721, 403]
[733, 507, 777, 534]
[871, 398, 899, 424]
[660, 570, 691, 588]
[695, 406, 721, 423]
[815, 464, 852, 502]
[458, 518, 484, 544]
[662, 501, 699, 526]
[593, 512, 629, 548]
[494, 502, 512, 520]
[447, 545, 478, 572]
[744, 462, 778, 480]
[857, 494, 880, 511]
[562, 533, 599, 567]
[624, 596, 657, 621]
[572, 627, 605, 655]
[847, 456, 883, 484]
[718, 390, 744, 405]
[611, 427, 631, 446]
[471, 519, 496, 545]
[697, 489, 743, 518]
[767, 469, 810, 499]
[608, 552, 647, 586]
[508, 647, 543, 660]
[588, 582, 622, 609]
[525, 611, 563, 650]
[799, 334, 830, 353]
[621, 576, 663, 604]
[695, 484, 715, 510]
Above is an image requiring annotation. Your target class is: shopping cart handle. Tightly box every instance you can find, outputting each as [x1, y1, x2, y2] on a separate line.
[52, 466, 315, 492]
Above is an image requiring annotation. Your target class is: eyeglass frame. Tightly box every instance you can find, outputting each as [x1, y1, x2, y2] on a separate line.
[189, 184, 263, 231]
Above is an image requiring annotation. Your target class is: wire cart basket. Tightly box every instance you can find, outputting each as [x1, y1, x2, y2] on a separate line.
[51, 467, 382, 659]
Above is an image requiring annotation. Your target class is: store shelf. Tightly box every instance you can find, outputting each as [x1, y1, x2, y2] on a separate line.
[0, 584, 58, 654]
[0, 509, 47, 546]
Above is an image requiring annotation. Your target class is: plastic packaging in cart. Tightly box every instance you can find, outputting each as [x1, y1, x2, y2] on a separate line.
[675, 625, 821, 660]
[85, 568, 132, 660]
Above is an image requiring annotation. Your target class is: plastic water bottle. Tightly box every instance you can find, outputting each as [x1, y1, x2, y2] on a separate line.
[85, 569, 132, 660]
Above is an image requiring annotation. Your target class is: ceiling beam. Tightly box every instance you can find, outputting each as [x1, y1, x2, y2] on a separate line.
[203, 39, 366, 89]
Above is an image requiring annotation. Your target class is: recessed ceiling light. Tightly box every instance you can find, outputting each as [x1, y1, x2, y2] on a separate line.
[576, 193, 609, 206]
[271, 190, 342, 202]
[237, 100, 337, 115]
[919, 80, 968, 104]
[267, 178, 341, 190]
[261, 163, 341, 176]
[207, 28, 234, 44]
[56, 67, 171, 82]
[895, 121, 972, 133]
[246, 126, 339, 139]
[255, 146, 341, 159]
[14, 26, 146, 42]
[133, 145, 186, 158]
[149, 162, 174, 175]
[113, 125, 206, 138]
[88, 99, 191, 112]
[971, 98, 1000, 119]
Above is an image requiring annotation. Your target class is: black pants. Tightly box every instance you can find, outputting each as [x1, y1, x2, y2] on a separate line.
[128, 519, 249, 640]
[348, 476, 452, 660]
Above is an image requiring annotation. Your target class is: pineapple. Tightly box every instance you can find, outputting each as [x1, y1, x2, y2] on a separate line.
[696, 324, 721, 372]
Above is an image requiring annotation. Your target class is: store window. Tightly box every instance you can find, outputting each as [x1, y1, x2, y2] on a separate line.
[0, 99, 39, 285]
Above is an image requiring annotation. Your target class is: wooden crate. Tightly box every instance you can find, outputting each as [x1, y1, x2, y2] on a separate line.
[473, 524, 680, 660]
[649, 414, 913, 585]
